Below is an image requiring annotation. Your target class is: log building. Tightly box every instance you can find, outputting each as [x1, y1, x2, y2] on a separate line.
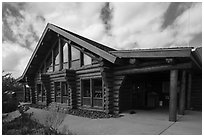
[18, 23, 202, 121]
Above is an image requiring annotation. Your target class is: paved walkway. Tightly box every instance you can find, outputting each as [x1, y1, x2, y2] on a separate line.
[26, 108, 202, 135]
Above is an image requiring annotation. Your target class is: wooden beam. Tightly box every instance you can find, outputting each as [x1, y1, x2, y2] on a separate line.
[179, 70, 186, 115]
[80, 51, 84, 67]
[68, 44, 71, 68]
[24, 84, 27, 102]
[169, 70, 178, 122]
[59, 38, 63, 70]
[187, 72, 192, 109]
[114, 62, 192, 75]
[90, 79, 93, 107]
[52, 49, 55, 72]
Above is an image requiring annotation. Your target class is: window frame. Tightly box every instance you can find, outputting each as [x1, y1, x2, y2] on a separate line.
[54, 81, 70, 105]
[36, 83, 46, 103]
[81, 77, 104, 109]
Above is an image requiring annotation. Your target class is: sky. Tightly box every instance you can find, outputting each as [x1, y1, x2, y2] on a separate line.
[2, 2, 202, 78]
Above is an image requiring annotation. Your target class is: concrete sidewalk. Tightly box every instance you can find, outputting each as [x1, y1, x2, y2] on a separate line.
[26, 108, 202, 135]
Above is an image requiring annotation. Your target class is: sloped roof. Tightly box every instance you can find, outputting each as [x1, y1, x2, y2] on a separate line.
[111, 46, 202, 69]
[110, 47, 193, 58]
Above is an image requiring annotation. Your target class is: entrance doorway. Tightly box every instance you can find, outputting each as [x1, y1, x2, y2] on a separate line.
[119, 72, 170, 112]
[132, 82, 146, 109]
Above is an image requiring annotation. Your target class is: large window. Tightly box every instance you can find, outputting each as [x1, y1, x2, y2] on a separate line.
[84, 54, 92, 66]
[81, 78, 103, 108]
[71, 46, 80, 69]
[54, 81, 70, 105]
[37, 84, 46, 102]
[63, 43, 68, 69]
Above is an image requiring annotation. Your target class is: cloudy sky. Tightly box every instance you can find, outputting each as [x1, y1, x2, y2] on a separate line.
[2, 2, 202, 78]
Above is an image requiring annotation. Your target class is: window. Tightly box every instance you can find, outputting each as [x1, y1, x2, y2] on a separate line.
[54, 81, 70, 105]
[71, 46, 80, 69]
[81, 78, 103, 108]
[84, 54, 92, 66]
[93, 79, 102, 98]
[83, 80, 91, 97]
[62, 82, 68, 96]
[54, 82, 61, 103]
[93, 79, 103, 107]
[37, 84, 46, 102]
[63, 43, 68, 69]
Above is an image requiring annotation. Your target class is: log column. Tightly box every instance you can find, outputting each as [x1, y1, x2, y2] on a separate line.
[169, 70, 178, 122]
[100, 61, 114, 114]
[67, 44, 71, 69]
[52, 49, 55, 72]
[186, 72, 192, 109]
[59, 38, 63, 71]
[179, 70, 186, 115]
[24, 84, 27, 102]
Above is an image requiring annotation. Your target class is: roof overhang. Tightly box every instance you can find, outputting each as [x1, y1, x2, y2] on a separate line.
[110, 47, 193, 58]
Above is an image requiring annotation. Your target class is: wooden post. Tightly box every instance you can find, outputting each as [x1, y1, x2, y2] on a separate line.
[80, 51, 84, 67]
[59, 38, 63, 70]
[54, 82, 57, 102]
[90, 79, 93, 107]
[179, 70, 186, 115]
[187, 72, 192, 109]
[169, 70, 178, 122]
[52, 49, 55, 72]
[24, 84, 27, 102]
[68, 44, 71, 68]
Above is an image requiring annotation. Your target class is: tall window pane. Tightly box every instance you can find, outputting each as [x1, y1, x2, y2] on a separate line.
[63, 43, 68, 69]
[71, 46, 80, 60]
[93, 79, 102, 98]
[84, 54, 92, 65]
[83, 80, 91, 97]
[71, 46, 80, 69]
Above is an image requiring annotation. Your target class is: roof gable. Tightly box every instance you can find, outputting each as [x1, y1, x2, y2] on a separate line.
[18, 23, 118, 81]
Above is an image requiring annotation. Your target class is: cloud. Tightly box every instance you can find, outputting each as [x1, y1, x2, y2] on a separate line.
[162, 2, 193, 29]
[100, 2, 113, 35]
[2, 41, 32, 78]
[99, 2, 201, 49]
[170, 2, 202, 46]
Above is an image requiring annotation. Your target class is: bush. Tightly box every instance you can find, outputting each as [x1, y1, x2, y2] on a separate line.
[2, 111, 61, 135]
[2, 91, 19, 113]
